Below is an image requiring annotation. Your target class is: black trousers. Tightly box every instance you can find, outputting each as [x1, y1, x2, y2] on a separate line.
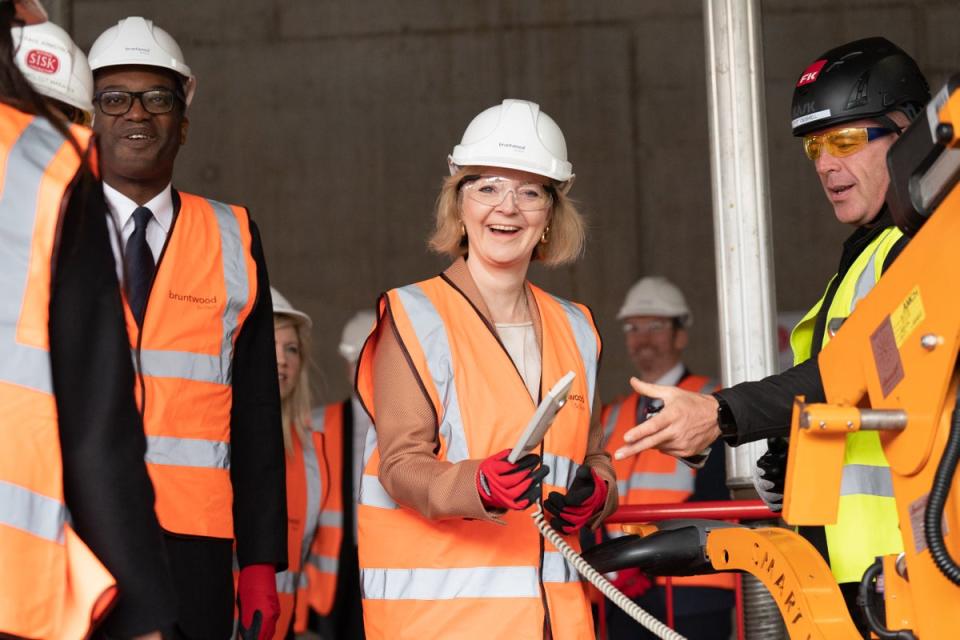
[606, 587, 733, 640]
[166, 535, 235, 640]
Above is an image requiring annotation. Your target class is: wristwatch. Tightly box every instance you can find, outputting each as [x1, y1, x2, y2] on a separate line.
[712, 392, 738, 444]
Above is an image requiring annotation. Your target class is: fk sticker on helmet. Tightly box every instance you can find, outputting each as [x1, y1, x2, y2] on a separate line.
[797, 59, 827, 87]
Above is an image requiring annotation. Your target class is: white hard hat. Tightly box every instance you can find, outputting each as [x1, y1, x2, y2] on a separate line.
[271, 287, 312, 329]
[8, 0, 48, 25]
[339, 310, 377, 363]
[88, 16, 197, 106]
[617, 276, 693, 327]
[449, 99, 574, 184]
[12, 22, 93, 117]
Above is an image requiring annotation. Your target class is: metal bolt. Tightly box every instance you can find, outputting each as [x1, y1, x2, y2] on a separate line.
[921, 334, 941, 351]
[847, 420, 854, 429]
[819, 420, 826, 430]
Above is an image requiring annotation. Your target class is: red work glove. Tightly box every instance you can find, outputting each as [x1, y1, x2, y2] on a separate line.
[609, 566, 653, 599]
[544, 465, 608, 534]
[237, 563, 279, 640]
[477, 449, 550, 511]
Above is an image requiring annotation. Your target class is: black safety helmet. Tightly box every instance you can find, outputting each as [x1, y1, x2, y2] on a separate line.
[790, 37, 929, 137]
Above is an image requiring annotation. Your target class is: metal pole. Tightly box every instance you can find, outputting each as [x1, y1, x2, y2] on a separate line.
[703, 2, 784, 638]
[702, 0, 777, 492]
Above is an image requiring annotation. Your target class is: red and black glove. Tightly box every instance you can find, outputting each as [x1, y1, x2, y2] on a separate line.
[477, 449, 550, 511]
[544, 465, 608, 534]
[609, 566, 653, 599]
[237, 563, 280, 640]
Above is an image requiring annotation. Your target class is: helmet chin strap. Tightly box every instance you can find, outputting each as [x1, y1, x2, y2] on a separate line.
[875, 113, 905, 134]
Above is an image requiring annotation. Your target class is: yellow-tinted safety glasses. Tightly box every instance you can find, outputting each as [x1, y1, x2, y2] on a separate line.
[803, 127, 896, 161]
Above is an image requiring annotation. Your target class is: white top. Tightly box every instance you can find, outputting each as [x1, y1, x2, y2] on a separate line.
[103, 182, 175, 282]
[495, 321, 541, 402]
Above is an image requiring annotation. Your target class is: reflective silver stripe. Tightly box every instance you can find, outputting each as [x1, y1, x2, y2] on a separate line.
[0, 480, 66, 543]
[850, 236, 887, 312]
[621, 465, 694, 494]
[361, 566, 540, 600]
[395, 284, 470, 463]
[319, 510, 343, 527]
[138, 349, 228, 384]
[362, 418, 379, 468]
[311, 407, 327, 433]
[308, 553, 339, 575]
[136, 199, 250, 386]
[300, 433, 323, 569]
[550, 295, 598, 411]
[209, 198, 250, 379]
[276, 569, 299, 594]
[697, 379, 718, 394]
[145, 435, 230, 469]
[601, 401, 623, 447]
[0, 117, 64, 395]
[360, 474, 397, 509]
[543, 452, 580, 490]
[543, 551, 581, 584]
[840, 464, 894, 498]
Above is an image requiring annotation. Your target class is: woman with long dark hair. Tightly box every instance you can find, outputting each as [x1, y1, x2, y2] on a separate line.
[0, 2, 176, 638]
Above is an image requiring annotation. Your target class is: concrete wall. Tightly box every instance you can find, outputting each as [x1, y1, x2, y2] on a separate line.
[68, 0, 960, 404]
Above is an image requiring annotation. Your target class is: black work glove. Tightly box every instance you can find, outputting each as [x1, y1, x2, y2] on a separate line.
[753, 437, 788, 512]
[544, 465, 608, 534]
[237, 610, 262, 640]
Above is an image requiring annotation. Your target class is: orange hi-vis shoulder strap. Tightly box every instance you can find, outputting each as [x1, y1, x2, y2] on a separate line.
[127, 191, 257, 538]
[355, 276, 599, 640]
[0, 109, 116, 639]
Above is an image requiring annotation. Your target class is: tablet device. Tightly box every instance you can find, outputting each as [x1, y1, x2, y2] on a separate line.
[508, 371, 576, 463]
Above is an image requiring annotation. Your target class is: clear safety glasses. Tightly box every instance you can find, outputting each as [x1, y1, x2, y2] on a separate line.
[802, 126, 896, 161]
[94, 89, 182, 116]
[460, 176, 554, 211]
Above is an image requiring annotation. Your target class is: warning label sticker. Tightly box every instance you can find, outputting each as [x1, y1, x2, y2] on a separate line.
[891, 286, 925, 347]
[871, 316, 904, 397]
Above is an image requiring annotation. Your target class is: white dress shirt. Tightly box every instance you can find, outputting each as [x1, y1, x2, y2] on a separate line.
[103, 182, 175, 283]
[654, 361, 685, 387]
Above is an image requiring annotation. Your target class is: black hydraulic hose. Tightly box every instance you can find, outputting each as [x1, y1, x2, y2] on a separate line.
[857, 559, 916, 640]
[924, 379, 960, 585]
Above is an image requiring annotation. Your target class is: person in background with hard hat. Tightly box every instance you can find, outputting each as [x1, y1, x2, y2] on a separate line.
[268, 288, 345, 639]
[600, 276, 734, 640]
[355, 99, 617, 639]
[0, 1, 176, 638]
[87, 16, 286, 640]
[614, 37, 928, 634]
[12, 20, 92, 125]
[309, 310, 376, 640]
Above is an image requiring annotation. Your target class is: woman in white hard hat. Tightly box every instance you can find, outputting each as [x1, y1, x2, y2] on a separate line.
[270, 287, 345, 640]
[0, 1, 176, 638]
[354, 99, 617, 639]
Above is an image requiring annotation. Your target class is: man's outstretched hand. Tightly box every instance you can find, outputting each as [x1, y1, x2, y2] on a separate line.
[614, 378, 722, 460]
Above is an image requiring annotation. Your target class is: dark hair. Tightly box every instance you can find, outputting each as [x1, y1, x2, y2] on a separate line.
[0, 3, 82, 153]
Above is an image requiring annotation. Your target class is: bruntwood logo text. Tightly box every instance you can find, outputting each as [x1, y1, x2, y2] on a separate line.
[169, 290, 217, 305]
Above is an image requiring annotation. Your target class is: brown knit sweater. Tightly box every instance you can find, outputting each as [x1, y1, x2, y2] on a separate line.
[370, 258, 618, 525]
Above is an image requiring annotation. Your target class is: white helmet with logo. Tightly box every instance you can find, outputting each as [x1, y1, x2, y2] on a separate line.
[88, 16, 196, 106]
[617, 276, 693, 327]
[12, 22, 93, 117]
[449, 99, 574, 185]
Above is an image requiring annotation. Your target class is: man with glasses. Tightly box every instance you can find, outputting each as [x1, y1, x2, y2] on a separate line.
[88, 17, 286, 640]
[600, 276, 734, 639]
[612, 38, 929, 633]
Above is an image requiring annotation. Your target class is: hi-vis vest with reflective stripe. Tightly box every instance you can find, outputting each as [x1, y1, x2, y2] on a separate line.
[271, 407, 343, 638]
[125, 191, 257, 539]
[356, 277, 600, 640]
[601, 376, 735, 591]
[0, 107, 117, 638]
[790, 226, 905, 583]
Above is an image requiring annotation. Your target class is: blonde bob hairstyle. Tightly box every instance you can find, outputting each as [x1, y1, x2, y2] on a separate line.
[428, 166, 586, 266]
[274, 313, 313, 455]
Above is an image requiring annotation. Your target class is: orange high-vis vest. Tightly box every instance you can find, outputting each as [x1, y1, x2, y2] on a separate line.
[124, 191, 257, 539]
[356, 277, 601, 640]
[0, 107, 117, 638]
[602, 375, 735, 591]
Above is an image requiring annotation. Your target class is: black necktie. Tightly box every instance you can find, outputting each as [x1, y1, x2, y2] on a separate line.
[125, 206, 155, 326]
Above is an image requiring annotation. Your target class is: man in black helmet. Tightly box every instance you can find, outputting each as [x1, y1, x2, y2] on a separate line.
[611, 37, 929, 633]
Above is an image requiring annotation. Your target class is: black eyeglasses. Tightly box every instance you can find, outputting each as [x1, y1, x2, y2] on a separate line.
[93, 89, 182, 116]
